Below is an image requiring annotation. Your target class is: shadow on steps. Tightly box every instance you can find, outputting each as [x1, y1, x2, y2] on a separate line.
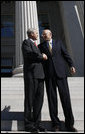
[1, 109, 66, 131]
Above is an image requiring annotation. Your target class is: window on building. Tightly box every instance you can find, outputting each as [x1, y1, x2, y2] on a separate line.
[1, 1, 15, 76]
[1, 15, 15, 38]
[1, 58, 13, 76]
[38, 14, 50, 36]
[38, 13, 50, 42]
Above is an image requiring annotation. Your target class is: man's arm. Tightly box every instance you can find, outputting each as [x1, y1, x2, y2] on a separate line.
[22, 40, 47, 63]
[60, 41, 74, 67]
[60, 41, 76, 75]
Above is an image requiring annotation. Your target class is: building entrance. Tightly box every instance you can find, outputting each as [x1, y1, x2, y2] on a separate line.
[37, 1, 65, 43]
[1, 1, 84, 77]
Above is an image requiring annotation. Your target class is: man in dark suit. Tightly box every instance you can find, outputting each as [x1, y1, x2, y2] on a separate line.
[38, 29, 77, 132]
[22, 28, 47, 132]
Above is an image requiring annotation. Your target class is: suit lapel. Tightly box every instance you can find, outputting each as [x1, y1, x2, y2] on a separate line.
[52, 39, 58, 55]
[52, 40, 56, 52]
[44, 40, 56, 56]
[30, 39, 40, 52]
[43, 41, 51, 56]
[42, 40, 56, 56]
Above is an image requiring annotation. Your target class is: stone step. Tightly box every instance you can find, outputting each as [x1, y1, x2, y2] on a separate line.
[1, 96, 84, 111]
[1, 111, 84, 121]
[1, 131, 84, 133]
[1, 120, 84, 132]
[1, 78, 84, 84]
[1, 94, 84, 99]
[1, 77, 84, 133]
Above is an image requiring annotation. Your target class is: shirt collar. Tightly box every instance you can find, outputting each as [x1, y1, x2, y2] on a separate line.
[30, 38, 34, 42]
[47, 39, 52, 44]
[29, 38, 35, 43]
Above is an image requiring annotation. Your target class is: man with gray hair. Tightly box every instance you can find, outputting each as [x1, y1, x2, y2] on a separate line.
[22, 28, 47, 132]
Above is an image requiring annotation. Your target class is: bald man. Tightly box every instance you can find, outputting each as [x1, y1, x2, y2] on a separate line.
[38, 29, 77, 132]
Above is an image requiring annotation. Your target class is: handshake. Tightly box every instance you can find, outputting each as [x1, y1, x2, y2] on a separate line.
[42, 53, 48, 60]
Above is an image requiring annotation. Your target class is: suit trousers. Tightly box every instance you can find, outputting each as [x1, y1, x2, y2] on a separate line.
[24, 74, 44, 129]
[45, 74, 74, 127]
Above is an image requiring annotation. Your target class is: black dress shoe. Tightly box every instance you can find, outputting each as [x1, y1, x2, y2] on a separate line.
[52, 125, 60, 131]
[25, 126, 39, 133]
[37, 124, 47, 132]
[30, 127, 39, 133]
[66, 125, 77, 132]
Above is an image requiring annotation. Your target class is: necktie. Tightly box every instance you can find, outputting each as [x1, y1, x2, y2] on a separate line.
[34, 42, 38, 47]
[48, 41, 52, 53]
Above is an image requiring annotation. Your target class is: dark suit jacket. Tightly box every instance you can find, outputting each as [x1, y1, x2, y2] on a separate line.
[22, 39, 45, 79]
[38, 39, 74, 78]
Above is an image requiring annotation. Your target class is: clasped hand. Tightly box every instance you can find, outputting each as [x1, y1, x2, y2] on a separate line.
[42, 53, 48, 60]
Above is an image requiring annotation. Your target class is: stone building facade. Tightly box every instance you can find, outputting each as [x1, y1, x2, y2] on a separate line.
[1, 1, 84, 76]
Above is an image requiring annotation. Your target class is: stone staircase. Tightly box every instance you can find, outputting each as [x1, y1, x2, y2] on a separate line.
[1, 77, 84, 133]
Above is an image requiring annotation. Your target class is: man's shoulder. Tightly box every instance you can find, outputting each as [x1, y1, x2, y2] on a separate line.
[23, 38, 30, 43]
[39, 41, 46, 45]
[53, 39, 64, 46]
[53, 39, 62, 43]
[22, 39, 32, 46]
[38, 41, 46, 47]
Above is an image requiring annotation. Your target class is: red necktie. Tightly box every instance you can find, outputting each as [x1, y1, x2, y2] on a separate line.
[34, 42, 38, 47]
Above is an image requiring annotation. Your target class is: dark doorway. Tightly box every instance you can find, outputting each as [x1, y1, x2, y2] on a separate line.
[37, 1, 65, 43]
[1, 1, 15, 76]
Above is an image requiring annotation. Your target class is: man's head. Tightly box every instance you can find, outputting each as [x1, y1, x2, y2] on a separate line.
[27, 28, 38, 40]
[42, 29, 52, 41]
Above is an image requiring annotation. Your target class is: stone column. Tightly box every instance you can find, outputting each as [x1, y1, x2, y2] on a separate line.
[13, 1, 39, 76]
